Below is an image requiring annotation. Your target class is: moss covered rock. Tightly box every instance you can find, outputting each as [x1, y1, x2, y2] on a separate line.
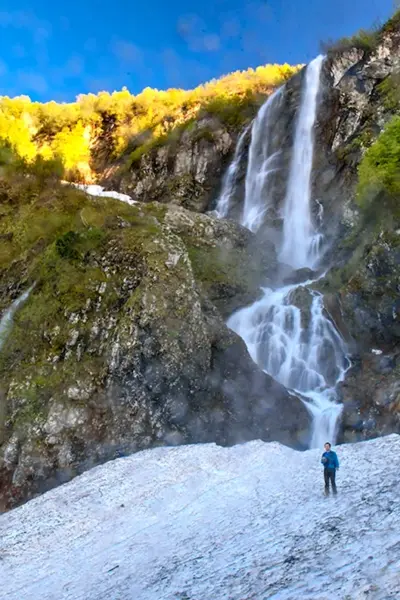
[163, 203, 277, 316]
[0, 178, 309, 510]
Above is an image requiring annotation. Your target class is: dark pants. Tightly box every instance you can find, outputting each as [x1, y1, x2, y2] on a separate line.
[324, 468, 337, 494]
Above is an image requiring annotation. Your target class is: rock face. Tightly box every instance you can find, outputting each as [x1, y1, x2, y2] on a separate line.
[339, 351, 400, 443]
[104, 117, 239, 213]
[205, 20, 400, 444]
[164, 204, 277, 316]
[311, 21, 400, 442]
[211, 25, 400, 252]
[312, 33, 400, 246]
[0, 184, 309, 510]
[319, 230, 400, 442]
[295, 26, 400, 441]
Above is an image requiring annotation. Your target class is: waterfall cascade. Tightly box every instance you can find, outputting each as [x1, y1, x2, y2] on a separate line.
[0, 285, 34, 350]
[219, 56, 349, 447]
[241, 88, 283, 232]
[228, 285, 348, 447]
[215, 126, 249, 218]
[279, 55, 324, 269]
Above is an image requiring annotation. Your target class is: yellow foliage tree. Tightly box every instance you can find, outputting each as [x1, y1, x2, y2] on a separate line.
[0, 61, 302, 180]
[51, 122, 91, 179]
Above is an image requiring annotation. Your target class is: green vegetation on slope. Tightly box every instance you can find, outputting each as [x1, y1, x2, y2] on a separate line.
[0, 174, 161, 427]
[357, 115, 400, 218]
[0, 172, 264, 431]
[378, 72, 400, 112]
[0, 63, 300, 182]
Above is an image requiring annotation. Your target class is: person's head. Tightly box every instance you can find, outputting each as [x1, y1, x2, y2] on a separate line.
[324, 442, 332, 451]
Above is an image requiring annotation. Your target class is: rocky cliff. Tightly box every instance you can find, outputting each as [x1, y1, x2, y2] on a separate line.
[203, 16, 400, 443]
[104, 116, 237, 213]
[0, 177, 309, 510]
[313, 21, 400, 442]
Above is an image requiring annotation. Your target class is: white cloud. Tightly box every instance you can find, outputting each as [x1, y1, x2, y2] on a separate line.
[177, 13, 221, 53]
[162, 48, 212, 87]
[34, 26, 51, 44]
[221, 18, 241, 40]
[112, 39, 143, 64]
[85, 78, 112, 93]
[203, 34, 220, 52]
[65, 55, 85, 77]
[60, 16, 70, 31]
[17, 71, 48, 94]
[177, 14, 200, 38]
[0, 10, 52, 38]
[246, 1, 273, 23]
[50, 55, 85, 87]
[84, 38, 97, 53]
[0, 11, 12, 26]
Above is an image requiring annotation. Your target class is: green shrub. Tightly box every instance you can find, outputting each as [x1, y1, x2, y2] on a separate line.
[55, 231, 81, 260]
[191, 127, 215, 143]
[321, 27, 380, 55]
[28, 155, 64, 184]
[0, 141, 16, 166]
[378, 74, 400, 111]
[129, 144, 150, 165]
[201, 95, 256, 129]
[128, 132, 171, 165]
[381, 8, 400, 34]
[356, 116, 400, 215]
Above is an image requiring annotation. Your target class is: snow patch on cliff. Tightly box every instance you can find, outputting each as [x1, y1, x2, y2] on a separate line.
[66, 182, 136, 206]
[0, 435, 399, 600]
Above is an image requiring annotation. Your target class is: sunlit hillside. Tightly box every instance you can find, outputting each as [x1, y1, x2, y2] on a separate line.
[0, 63, 301, 182]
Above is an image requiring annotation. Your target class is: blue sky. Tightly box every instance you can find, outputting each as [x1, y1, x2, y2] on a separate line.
[0, 0, 395, 102]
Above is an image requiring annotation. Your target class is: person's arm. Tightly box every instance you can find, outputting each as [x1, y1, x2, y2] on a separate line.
[321, 453, 327, 465]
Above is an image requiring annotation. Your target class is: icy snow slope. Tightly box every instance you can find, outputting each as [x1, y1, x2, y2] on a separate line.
[1, 436, 399, 600]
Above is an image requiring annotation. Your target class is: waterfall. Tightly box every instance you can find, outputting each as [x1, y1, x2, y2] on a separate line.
[0, 286, 34, 351]
[278, 55, 324, 269]
[215, 126, 249, 219]
[220, 56, 349, 448]
[241, 88, 283, 232]
[228, 285, 348, 447]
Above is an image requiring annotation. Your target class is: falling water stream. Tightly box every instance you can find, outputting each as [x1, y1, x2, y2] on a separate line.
[241, 88, 283, 232]
[0, 285, 34, 351]
[279, 56, 325, 269]
[215, 126, 250, 218]
[218, 56, 349, 447]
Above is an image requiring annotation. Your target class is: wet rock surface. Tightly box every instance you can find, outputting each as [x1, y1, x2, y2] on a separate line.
[339, 350, 400, 442]
[319, 228, 400, 440]
[0, 194, 308, 511]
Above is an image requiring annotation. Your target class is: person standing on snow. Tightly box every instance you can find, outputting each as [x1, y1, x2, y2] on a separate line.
[321, 442, 339, 495]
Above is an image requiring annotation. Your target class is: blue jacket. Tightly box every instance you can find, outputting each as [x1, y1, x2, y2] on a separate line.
[321, 450, 339, 470]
